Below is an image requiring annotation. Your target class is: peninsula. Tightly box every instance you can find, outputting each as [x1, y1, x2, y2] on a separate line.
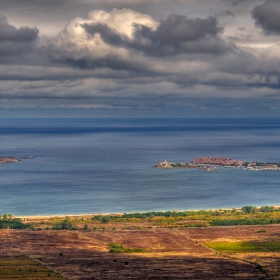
[0, 157, 19, 164]
[155, 157, 280, 171]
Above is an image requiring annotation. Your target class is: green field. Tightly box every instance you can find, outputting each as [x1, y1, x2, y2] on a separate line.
[109, 242, 146, 253]
[205, 241, 265, 253]
[206, 241, 280, 253]
[258, 242, 280, 252]
[0, 258, 65, 279]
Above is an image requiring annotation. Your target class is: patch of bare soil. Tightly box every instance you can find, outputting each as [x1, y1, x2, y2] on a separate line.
[184, 224, 280, 242]
[0, 226, 279, 279]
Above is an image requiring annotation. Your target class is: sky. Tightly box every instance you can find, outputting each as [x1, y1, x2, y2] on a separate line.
[0, 0, 280, 118]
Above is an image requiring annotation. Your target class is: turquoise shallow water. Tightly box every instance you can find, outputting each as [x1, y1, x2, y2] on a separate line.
[0, 118, 280, 216]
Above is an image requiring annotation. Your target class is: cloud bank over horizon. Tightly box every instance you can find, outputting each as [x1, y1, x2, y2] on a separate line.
[0, 1, 280, 117]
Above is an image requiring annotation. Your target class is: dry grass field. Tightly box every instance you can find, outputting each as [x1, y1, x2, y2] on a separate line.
[0, 257, 65, 280]
[0, 225, 280, 279]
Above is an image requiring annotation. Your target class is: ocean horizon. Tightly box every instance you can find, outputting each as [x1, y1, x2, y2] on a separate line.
[1, 118, 280, 216]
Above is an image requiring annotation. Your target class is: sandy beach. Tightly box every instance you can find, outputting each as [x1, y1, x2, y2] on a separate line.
[15, 205, 280, 221]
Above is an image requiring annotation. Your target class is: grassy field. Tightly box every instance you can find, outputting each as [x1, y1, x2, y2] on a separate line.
[0, 258, 65, 279]
[205, 241, 265, 253]
[109, 242, 147, 253]
[258, 242, 280, 252]
[205, 241, 280, 253]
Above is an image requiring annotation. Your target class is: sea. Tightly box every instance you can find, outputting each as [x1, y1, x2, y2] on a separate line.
[0, 118, 280, 216]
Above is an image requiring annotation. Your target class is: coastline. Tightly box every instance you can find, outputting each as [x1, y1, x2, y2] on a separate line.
[15, 204, 280, 220]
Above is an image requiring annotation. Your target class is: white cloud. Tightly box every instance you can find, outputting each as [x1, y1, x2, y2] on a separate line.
[52, 8, 158, 62]
[87, 9, 157, 38]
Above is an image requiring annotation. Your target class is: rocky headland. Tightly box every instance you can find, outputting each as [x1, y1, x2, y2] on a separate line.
[0, 157, 19, 164]
[155, 160, 204, 169]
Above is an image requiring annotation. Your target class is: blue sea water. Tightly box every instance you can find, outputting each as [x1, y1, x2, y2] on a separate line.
[0, 118, 280, 216]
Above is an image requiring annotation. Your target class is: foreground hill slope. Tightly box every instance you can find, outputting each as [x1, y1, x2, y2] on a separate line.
[1, 225, 280, 279]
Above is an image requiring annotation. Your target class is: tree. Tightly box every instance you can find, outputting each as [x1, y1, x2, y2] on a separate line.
[260, 206, 274, 213]
[101, 216, 111, 223]
[61, 216, 72, 229]
[241, 206, 258, 214]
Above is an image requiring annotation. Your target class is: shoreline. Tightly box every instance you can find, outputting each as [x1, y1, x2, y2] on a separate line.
[15, 204, 280, 220]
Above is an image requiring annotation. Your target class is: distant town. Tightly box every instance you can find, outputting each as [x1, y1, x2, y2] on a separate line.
[155, 157, 280, 171]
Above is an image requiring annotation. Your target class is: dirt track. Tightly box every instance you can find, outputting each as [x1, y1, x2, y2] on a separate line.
[1, 225, 280, 279]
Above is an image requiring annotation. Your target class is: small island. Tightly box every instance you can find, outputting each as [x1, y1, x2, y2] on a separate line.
[155, 157, 280, 171]
[0, 157, 19, 164]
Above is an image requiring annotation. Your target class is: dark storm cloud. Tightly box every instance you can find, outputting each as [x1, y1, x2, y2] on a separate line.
[82, 15, 232, 57]
[1, 0, 67, 8]
[42, 7, 280, 94]
[220, 0, 261, 6]
[61, 55, 154, 73]
[0, 15, 38, 56]
[252, 0, 280, 34]
[0, 15, 38, 42]
[225, 0, 248, 6]
[132, 15, 232, 55]
[1, 4, 280, 113]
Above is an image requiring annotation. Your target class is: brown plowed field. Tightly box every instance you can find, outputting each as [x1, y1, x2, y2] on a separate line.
[1, 225, 280, 279]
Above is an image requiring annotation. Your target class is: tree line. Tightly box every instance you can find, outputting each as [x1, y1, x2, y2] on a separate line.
[0, 214, 30, 229]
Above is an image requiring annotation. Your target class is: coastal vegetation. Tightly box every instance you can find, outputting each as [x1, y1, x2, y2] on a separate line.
[89, 206, 280, 228]
[0, 214, 30, 229]
[10, 205, 280, 231]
